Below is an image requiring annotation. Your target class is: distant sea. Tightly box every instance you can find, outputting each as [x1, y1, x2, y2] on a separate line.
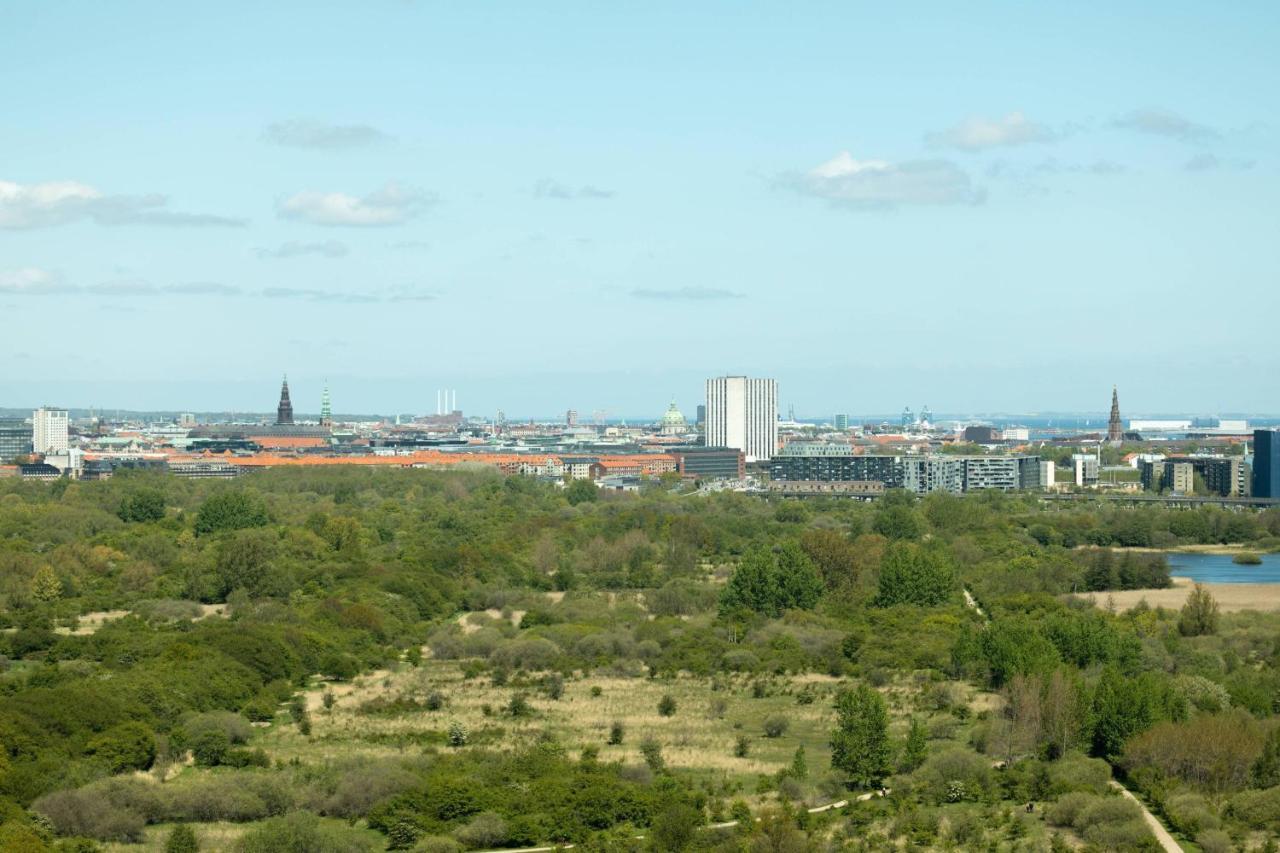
[1167, 552, 1280, 584]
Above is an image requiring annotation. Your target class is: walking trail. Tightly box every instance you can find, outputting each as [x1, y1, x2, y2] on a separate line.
[476, 790, 885, 853]
[961, 586, 1183, 853]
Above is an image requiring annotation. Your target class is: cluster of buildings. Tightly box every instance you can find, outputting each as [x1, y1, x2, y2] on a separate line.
[3, 376, 1277, 502]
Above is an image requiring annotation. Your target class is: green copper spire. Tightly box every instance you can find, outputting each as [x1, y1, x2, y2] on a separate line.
[320, 382, 332, 427]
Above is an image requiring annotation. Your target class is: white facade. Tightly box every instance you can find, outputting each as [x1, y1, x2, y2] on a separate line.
[1039, 460, 1055, 489]
[1001, 427, 1030, 441]
[1072, 453, 1099, 487]
[33, 408, 69, 455]
[705, 376, 778, 462]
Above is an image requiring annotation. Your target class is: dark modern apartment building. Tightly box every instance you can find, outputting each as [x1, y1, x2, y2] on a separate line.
[1254, 430, 1280, 499]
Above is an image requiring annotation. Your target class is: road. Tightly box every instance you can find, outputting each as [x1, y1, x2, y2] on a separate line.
[1110, 781, 1183, 853]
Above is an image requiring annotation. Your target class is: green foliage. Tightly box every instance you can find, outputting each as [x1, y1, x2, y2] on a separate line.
[118, 489, 166, 523]
[1254, 727, 1280, 788]
[235, 812, 376, 852]
[719, 542, 822, 618]
[657, 694, 676, 717]
[903, 717, 928, 772]
[1178, 583, 1220, 636]
[86, 722, 156, 773]
[874, 541, 954, 607]
[831, 683, 890, 787]
[564, 479, 599, 506]
[164, 824, 199, 853]
[193, 490, 268, 536]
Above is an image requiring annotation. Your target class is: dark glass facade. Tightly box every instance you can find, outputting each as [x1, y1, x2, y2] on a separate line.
[1254, 430, 1280, 499]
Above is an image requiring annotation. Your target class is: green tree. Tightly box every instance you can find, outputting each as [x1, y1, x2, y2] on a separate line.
[87, 721, 157, 773]
[831, 683, 891, 787]
[164, 824, 199, 853]
[1178, 584, 1219, 636]
[1090, 667, 1182, 759]
[773, 542, 823, 612]
[119, 488, 166, 523]
[872, 504, 923, 541]
[903, 716, 928, 771]
[565, 478, 598, 506]
[799, 527, 861, 588]
[790, 745, 808, 779]
[874, 541, 954, 607]
[193, 490, 268, 536]
[1252, 726, 1280, 788]
[29, 565, 62, 604]
[214, 529, 279, 598]
[719, 543, 822, 618]
[648, 803, 701, 851]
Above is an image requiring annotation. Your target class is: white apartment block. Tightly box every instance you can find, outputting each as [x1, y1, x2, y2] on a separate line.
[33, 408, 69, 455]
[705, 376, 777, 462]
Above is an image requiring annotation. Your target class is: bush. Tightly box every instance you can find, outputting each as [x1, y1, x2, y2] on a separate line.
[1045, 754, 1112, 796]
[87, 721, 157, 773]
[235, 811, 378, 852]
[608, 721, 625, 745]
[164, 824, 199, 853]
[194, 490, 269, 536]
[640, 738, 665, 773]
[762, 715, 789, 738]
[320, 763, 420, 819]
[1195, 828, 1232, 853]
[912, 748, 996, 804]
[1164, 792, 1220, 837]
[507, 693, 532, 718]
[453, 812, 507, 848]
[734, 736, 750, 758]
[32, 788, 146, 842]
[657, 694, 677, 717]
[190, 730, 231, 767]
[448, 721, 469, 747]
[1229, 785, 1280, 831]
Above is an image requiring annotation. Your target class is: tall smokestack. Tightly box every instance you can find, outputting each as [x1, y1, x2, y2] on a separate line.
[436, 390, 441, 416]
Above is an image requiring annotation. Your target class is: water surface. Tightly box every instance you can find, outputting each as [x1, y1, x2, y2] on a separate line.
[1165, 551, 1280, 584]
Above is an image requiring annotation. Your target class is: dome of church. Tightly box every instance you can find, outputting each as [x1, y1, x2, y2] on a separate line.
[660, 401, 687, 433]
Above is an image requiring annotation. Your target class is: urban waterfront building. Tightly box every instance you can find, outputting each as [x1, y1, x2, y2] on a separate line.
[0, 418, 33, 462]
[834, 413, 849, 430]
[705, 375, 777, 462]
[1253, 429, 1280, 499]
[33, 408, 69, 455]
[319, 384, 332, 427]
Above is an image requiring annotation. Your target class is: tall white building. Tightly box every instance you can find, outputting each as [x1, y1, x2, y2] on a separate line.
[705, 376, 777, 462]
[33, 408, 69, 455]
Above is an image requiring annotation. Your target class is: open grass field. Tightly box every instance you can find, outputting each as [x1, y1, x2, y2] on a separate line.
[1087, 576, 1280, 613]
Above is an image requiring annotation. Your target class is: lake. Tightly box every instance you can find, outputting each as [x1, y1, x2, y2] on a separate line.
[1166, 551, 1280, 584]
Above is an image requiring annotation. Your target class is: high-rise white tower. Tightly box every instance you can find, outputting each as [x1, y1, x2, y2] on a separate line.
[33, 407, 69, 455]
[705, 376, 778, 462]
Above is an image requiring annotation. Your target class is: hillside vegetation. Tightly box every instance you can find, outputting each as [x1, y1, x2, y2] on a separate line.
[1, 470, 1279, 851]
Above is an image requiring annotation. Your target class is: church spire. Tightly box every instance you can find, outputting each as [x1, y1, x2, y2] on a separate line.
[1107, 385, 1123, 444]
[320, 381, 332, 428]
[276, 375, 294, 425]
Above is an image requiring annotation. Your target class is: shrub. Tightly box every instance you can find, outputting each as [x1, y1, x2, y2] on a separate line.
[448, 721, 469, 747]
[1044, 753, 1111, 796]
[194, 490, 268, 536]
[1164, 792, 1220, 836]
[1229, 785, 1280, 831]
[734, 736, 750, 758]
[87, 721, 157, 773]
[453, 812, 507, 848]
[507, 693, 532, 718]
[425, 691, 445, 711]
[320, 763, 420, 819]
[543, 673, 564, 701]
[1046, 792, 1097, 827]
[913, 748, 997, 804]
[640, 738, 665, 773]
[1195, 828, 1232, 853]
[190, 730, 231, 767]
[658, 694, 677, 717]
[164, 824, 199, 853]
[608, 721, 625, 745]
[32, 788, 146, 843]
[235, 811, 378, 852]
[762, 715, 789, 738]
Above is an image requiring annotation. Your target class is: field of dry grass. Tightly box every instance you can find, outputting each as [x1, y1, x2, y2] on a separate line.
[1086, 576, 1280, 613]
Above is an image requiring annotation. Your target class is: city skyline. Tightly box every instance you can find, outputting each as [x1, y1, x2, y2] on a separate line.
[3, 3, 1278, 413]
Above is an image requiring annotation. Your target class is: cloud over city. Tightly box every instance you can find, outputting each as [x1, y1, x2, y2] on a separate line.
[0, 180, 246, 229]
[277, 183, 434, 226]
[787, 153, 983, 209]
[262, 119, 390, 150]
[925, 112, 1056, 151]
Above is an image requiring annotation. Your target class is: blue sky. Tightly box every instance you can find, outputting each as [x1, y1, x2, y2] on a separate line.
[2, 2, 1276, 418]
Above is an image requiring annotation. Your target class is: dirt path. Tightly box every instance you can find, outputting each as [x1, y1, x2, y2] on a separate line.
[965, 585, 1182, 852]
[475, 791, 886, 852]
[1110, 781, 1183, 853]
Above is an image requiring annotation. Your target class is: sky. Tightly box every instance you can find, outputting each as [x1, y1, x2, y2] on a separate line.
[2, 2, 1277, 419]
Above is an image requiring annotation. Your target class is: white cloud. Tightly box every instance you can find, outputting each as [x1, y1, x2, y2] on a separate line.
[164, 282, 242, 296]
[263, 119, 389, 149]
[0, 180, 245, 229]
[1184, 152, 1255, 172]
[926, 112, 1055, 150]
[1113, 109, 1216, 141]
[0, 267, 74, 294]
[277, 183, 433, 226]
[533, 179, 616, 200]
[253, 240, 349, 259]
[790, 152, 983, 209]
